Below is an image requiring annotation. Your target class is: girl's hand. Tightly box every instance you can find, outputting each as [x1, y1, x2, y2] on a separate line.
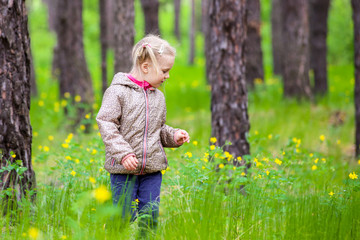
[175, 130, 190, 145]
[123, 156, 139, 170]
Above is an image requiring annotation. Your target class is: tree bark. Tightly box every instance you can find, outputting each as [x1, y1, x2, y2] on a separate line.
[245, 0, 264, 88]
[0, 0, 36, 208]
[54, 0, 94, 126]
[106, 0, 114, 49]
[100, 0, 108, 94]
[188, 0, 195, 65]
[202, 0, 211, 84]
[208, 0, 250, 165]
[271, 0, 283, 76]
[174, 0, 181, 41]
[281, 0, 312, 99]
[309, 0, 330, 95]
[113, 0, 134, 73]
[140, 0, 160, 35]
[352, 0, 360, 157]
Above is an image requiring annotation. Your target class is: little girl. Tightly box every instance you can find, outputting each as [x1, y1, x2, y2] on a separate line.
[96, 35, 189, 233]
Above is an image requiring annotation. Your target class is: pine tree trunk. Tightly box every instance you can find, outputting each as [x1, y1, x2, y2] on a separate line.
[245, 0, 264, 88]
[203, 0, 211, 83]
[113, 0, 134, 73]
[106, 0, 114, 49]
[0, 0, 36, 209]
[55, 0, 94, 126]
[281, 0, 312, 99]
[140, 0, 160, 35]
[100, 0, 108, 94]
[352, 0, 360, 157]
[174, 0, 181, 41]
[208, 0, 250, 165]
[188, 0, 195, 65]
[271, 0, 283, 76]
[309, 0, 330, 95]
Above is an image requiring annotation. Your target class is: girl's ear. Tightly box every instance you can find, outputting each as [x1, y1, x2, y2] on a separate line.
[141, 61, 150, 74]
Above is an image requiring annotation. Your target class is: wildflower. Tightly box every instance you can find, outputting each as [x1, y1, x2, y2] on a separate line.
[268, 134, 273, 140]
[75, 95, 81, 102]
[97, 132, 101, 137]
[219, 163, 224, 169]
[38, 145, 42, 150]
[314, 158, 319, 164]
[329, 191, 334, 197]
[319, 135, 326, 142]
[89, 177, 96, 184]
[349, 172, 358, 180]
[62, 143, 69, 149]
[64, 92, 70, 98]
[282, 151, 285, 155]
[43, 146, 50, 152]
[266, 170, 270, 176]
[65, 156, 72, 161]
[48, 135, 54, 141]
[233, 166, 236, 170]
[61, 99, 67, 107]
[161, 170, 166, 174]
[11, 154, 16, 158]
[241, 172, 246, 176]
[75, 159, 80, 164]
[210, 137, 217, 143]
[80, 125, 86, 131]
[65, 138, 71, 144]
[263, 157, 269, 163]
[296, 148, 300, 153]
[210, 145, 215, 151]
[93, 124, 98, 130]
[309, 153, 314, 157]
[258, 174, 262, 179]
[292, 137, 297, 143]
[91, 208, 96, 211]
[274, 158, 282, 166]
[33, 132, 38, 137]
[225, 151, 233, 161]
[358, 159, 360, 165]
[254, 158, 262, 166]
[67, 133, 73, 140]
[204, 152, 209, 158]
[38, 100, 44, 107]
[28, 227, 39, 239]
[185, 152, 193, 158]
[93, 185, 111, 203]
[312, 165, 317, 171]
[91, 149, 97, 155]
[85, 113, 90, 119]
[202, 166, 206, 170]
[54, 102, 60, 112]
[192, 140, 198, 146]
[90, 159, 94, 163]
[254, 130, 259, 135]
[61, 236, 67, 239]
[135, 198, 139, 203]
[321, 158, 326, 163]
[237, 156, 242, 161]
[71, 171, 76, 176]
[336, 140, 341, 144]
[214, 153, 219, 158]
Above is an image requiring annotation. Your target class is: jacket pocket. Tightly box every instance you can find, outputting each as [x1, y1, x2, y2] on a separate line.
[158, 140, 168, 165]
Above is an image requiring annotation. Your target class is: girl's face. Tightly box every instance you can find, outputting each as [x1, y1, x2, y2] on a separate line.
[144, 55, 175, 88]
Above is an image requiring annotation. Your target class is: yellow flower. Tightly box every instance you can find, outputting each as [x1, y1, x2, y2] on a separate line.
[282, 151, 285, 155]
[336, 140, 341, 145]
[93, 124, 99, 130]
[67, 133, 73, 140]
[64, 92, 70, 98]
[48, 135, 54, 141]
[90, 159, 94, 163]
[233, 166, 236, 170]
[237, 156, 242, 161]
[38, 145, 42, 150]
[65, 156, 72, 161]
[210, 137, 217, 143]
[71, 171, 76, 176]
[314, 158, 319, 164]
[241, 172, 246, 176]
[296, 148, 300, 153]
[268, 134, 273, 140]
[329, 191, 334, 197]
[85, 113, 90, 119]
[75, 95, 81, 102]
[80, 125, 86, 131]
[349, 172, 358, 180]
[358, 159, 360, 165]
[254, 130, 259, 135]
[214, 153, 219, 158]
[38, 100, 44, 107]
[321, 158, 326, 163]
[218, 163, 224, 169]
[192, 140, 198, 146]
[319, 135, 326, 142]
[210, 145, 215, 151]
[312, 165, 317, 171]
[274, 158, 282, 166]
[135, 198, 140, 203]
[185, 152, 193, 158]
[202, 166, 206, 170]
[266, 170, 270, 176]
[292, 137, 297, 143]
[33, 132, 38, 137]
[61, 235, 67, 239]
[204, 152, 209, 158]
[75, 159, 80, 164]
[61, 99, 67, 107]
[89, 177, 96, 183]
[11, 154, 16, 158]
[224, 151, 232, 161]
[43, 146, 50, 152]
[93, 185, 111, 203]
[161, 170, 166, 174]
[91, 149, 97, 155]
[28, 227, 39, 239]
[65, 138, 71, 144]
[91, 208, 96, 211]
[62, 143, 69, 148]
[309, 153, 314, 157]
[202, 158, 208, 163]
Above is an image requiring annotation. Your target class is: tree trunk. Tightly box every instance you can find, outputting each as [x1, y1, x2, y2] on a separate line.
[100, 0, 108, 94]
[208, 0, 250, 165]
[188, 0, 195, 65]
[174, 0, 181, 41]
[245, 0, 264, 88]
[0, 0, 36, 209]
[140, 0, 160, 35]
[202, 0, 211, 84]
[54, 0, 94, 127]
[42, 0, 58, 31]
[271, 0, 283, 76]
[309, 0, 330, 95]
[106, 0, 115, 49]
[352, 0, 360, 157]
[113, 0, 135, 73]
[281, 0, 312, 99]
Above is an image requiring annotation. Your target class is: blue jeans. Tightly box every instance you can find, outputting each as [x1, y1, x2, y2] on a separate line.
[110, 171, 162, 230]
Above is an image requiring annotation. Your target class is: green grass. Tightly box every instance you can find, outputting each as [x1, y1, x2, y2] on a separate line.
[1, 0, 359, 239]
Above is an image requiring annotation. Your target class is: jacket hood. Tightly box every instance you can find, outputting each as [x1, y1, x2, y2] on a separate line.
[110, 72, 139, 90]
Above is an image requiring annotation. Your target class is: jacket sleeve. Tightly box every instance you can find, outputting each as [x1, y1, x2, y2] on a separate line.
[160, 124, 181, 148]
[96, 86, 135, 164]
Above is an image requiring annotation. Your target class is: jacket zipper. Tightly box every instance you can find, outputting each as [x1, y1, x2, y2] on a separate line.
[140, 89, 149, 174]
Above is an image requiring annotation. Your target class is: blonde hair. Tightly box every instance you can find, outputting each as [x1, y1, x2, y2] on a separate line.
[131, 35, 176, 75]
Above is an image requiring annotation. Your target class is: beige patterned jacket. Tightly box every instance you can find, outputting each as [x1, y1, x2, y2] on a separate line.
[96, 73, 181, 174]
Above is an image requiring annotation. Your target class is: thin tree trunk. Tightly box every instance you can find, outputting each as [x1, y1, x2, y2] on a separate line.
[271, 0, 283, 76]
[309, 0, 330, 95]
[140, 0, 160, 35]
[208, 0, 250, 165]
[202, 0, 211, 83]
[55, 0, 94, 127]
[106, 0, 114, 49]
[352, 0, 360, 157]
[281, 0, 312, 99]
[189, 0, 195, 65]
[174, 0, 181, 41]
[100, 0, 108, 94]
[113, 0, 134, 73]
[0, 0, 36, 210]
[245, 0, 264, 88]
